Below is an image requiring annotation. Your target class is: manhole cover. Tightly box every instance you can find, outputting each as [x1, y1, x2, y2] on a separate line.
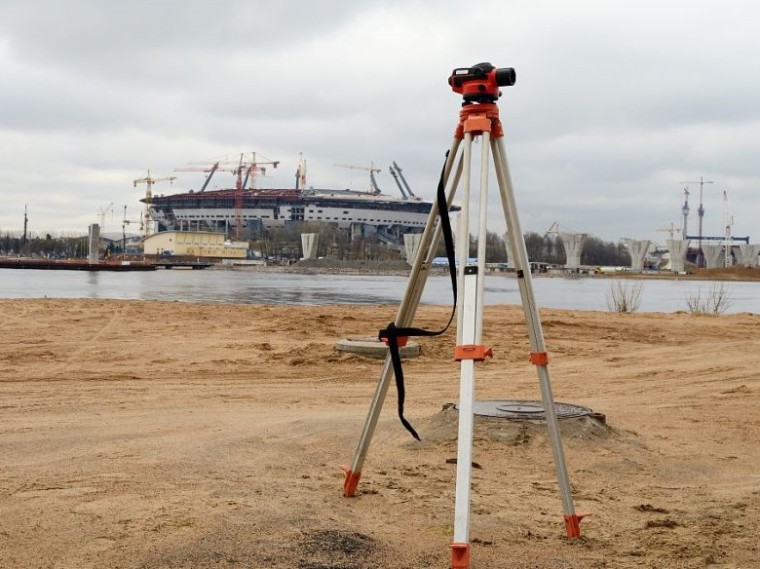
[456, 399, 600, 421]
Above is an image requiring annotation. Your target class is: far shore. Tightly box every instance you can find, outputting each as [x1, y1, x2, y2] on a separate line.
[3, 254, 760, 282]
[221, 258, 760, 282]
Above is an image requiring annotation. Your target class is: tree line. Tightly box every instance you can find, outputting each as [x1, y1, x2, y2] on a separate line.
[0, 231, 89, 259]
[256, 225, 632, 266]
[1, 225, 632, 267]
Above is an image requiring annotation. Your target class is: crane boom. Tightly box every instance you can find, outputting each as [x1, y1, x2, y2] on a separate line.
[369, 170, 380, 194]
[174, 162, 220, 193]
[133, 169, 177, 238]
[334, 162, 381, 173]
[656, 222, 681, 240]
[391, 161, 416, 197]
[388, 166, 409, 199]
[97, 202, 114, 233]
[334, 162, 381, 193]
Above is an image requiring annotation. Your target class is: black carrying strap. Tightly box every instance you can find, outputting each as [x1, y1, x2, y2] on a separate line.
[379, 153, 458, 440]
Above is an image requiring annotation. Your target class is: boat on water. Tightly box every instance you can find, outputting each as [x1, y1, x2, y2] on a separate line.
[0, 258, 157, 272]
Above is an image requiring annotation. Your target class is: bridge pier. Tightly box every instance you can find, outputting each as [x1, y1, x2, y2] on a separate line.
[560, 232, 588, 270]
[666, 239, 690, 273]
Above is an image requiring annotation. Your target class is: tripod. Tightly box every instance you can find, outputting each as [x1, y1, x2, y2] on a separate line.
[341, 63, 585, 568]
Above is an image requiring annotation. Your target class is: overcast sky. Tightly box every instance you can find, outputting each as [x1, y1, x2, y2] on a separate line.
[1, 0, 758, 245]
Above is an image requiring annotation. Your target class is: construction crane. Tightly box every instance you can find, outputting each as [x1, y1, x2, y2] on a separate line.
[334, 162, 382, 194]
[240, 152, 279, 190]
[681, 187, 690, 239]
[388, 161, 417, 200]
[133, 170, 176, 238]
[295, 152, 307, 190]
[213, 152, 280, 191]
[174, 162, 221, 193]
[544, 221, 560, 238]
[231, 152, 279, 240]
[656, 222, 681, 241]
[120, 205, 142, 256]
[723, 190, 734, 267]
[22, 205, 28, 248]
[97, 202, 114, 233]
[681, 177, 713, 247]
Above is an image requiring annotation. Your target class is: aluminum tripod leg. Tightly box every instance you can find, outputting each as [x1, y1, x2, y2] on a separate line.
[451, 267, 480, 568]
[491, 135, 585, 538]
[451, 129, 492, 569]
[450, 124, 583, 569]
[342, 138, 463, 497]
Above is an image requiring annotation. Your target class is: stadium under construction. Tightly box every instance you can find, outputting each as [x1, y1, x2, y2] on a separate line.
[142, 157, 452, 247]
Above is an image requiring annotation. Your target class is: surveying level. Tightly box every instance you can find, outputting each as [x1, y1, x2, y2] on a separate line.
[448, 62, 516, 103]
[342, 63, 586, 568]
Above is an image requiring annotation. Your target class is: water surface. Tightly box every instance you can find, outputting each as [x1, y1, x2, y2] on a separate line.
[1, 268, 758, 314]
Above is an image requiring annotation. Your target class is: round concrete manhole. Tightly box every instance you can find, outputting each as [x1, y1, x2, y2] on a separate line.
[456, 400, 604, 422]
[335, 336, 421, 359]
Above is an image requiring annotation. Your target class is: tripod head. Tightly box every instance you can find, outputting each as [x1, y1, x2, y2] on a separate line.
[448, 62, 516, 104]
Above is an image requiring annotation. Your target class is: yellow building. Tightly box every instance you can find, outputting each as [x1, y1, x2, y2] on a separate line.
[143, 231, 248, 259]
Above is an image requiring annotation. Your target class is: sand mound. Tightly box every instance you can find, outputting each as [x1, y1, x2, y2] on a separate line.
[415, 403, 616, 446]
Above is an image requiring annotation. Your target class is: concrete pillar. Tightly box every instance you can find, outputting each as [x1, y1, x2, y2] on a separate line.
[559, 232, 588, 270]
[403, 233, 423, 265]
[738, 243, 760, 268]
[702, 243, 723, 269]
[88, 223, 100, 264]
[628, 239, 651, 272]
[300, 233, 319, 259]
[666, 239, 690, 273]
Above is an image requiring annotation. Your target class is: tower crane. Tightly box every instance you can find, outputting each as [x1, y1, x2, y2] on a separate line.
[97, 202, 114, 233]
[228, 152, 279, 240]
[334, 162, 382, 194]
[295, 152, 307, 190]
[723, 190, 734, 268]
[240, 152, 279, 190]
[656, 222, 681, 240]
[133, 170, 176, 238]
[120, 205, 142, 256]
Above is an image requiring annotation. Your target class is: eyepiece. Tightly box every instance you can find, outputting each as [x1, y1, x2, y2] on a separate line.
[495, 67, 516, 87]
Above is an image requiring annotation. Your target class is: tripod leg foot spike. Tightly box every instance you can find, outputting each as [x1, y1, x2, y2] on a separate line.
[450, 543, 470, 569]
[564, 511, 590, 538]
[341, 465, 361, 497]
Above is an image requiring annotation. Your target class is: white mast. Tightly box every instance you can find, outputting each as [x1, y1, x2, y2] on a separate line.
[723, 190, 733, 267]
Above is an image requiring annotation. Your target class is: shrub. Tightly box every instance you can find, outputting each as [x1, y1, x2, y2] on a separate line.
[606, 280, 644, 313]
[685, 282, 733, 315]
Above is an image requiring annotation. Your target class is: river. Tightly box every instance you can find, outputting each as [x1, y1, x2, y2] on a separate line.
[2, 267, 759, 314]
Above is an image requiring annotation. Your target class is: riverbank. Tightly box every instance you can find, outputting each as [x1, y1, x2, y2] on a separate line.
[1, 299, 757, 567]
[607, 265, 760, 282]
[231, 258, 760, 282]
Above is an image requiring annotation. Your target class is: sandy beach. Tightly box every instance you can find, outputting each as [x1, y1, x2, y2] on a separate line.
[1, 298, 758, 568]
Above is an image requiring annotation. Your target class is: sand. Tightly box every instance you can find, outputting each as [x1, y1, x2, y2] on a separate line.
[1, 298, 758, 568]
